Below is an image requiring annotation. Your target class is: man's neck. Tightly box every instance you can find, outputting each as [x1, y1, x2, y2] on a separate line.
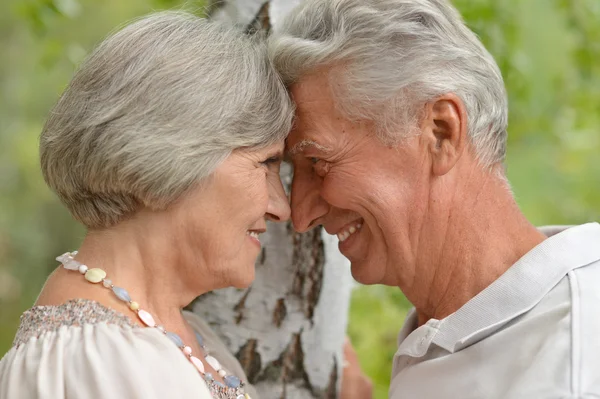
[408, 171, 547, 326]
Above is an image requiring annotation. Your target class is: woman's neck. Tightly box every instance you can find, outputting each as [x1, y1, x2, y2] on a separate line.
[37, 219, 210, 332]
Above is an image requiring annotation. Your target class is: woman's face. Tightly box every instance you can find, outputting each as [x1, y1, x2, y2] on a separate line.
[170, 141, 290, 290]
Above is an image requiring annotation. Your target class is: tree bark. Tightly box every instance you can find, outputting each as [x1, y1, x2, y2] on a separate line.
[192, 93, 353, 399]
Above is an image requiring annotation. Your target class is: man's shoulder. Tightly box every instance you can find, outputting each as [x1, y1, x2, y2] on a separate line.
[567, 256, 600, 378]
[533, 223, 600, 317]
[546, 248, 600, 317]
[525, 252, 600, 332]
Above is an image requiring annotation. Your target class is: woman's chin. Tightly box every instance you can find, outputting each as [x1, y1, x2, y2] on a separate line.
[230, 266, 255, 289]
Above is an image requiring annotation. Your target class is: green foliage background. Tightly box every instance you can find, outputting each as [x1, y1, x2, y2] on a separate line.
[0, 1, 598, 398]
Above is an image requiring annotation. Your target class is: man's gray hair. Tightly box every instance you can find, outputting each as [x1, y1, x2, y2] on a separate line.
[269, 0, 508, 167]
[41, 11, 293, 228]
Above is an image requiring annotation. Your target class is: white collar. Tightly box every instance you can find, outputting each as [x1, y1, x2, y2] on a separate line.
[396, 223, 600, 357]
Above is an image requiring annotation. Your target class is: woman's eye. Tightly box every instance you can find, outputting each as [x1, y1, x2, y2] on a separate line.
[261, 156, 281, 167]
[309, 157, 320, 165]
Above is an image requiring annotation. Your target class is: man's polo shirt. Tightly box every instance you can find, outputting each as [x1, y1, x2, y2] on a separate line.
[390, 223, 600, 399]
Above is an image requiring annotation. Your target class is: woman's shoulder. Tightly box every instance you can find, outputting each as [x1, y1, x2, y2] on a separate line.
[1, 299, 211, 399]
[11, 298, 136, 347]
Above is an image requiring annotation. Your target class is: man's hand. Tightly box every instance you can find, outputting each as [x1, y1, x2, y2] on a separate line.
[340, 337, 373, 399]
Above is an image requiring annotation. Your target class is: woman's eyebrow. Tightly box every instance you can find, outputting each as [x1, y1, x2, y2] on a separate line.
[267, 150, 284, 160]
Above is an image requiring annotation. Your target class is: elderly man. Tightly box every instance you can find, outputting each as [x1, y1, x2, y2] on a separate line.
[269, 0, 600, 398]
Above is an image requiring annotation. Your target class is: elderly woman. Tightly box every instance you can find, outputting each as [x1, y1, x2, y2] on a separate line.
[0, 11, 293, 399]
[271, 0, 600, 398]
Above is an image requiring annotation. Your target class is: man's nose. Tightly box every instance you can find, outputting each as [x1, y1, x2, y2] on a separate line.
[290, 170, 329, 232]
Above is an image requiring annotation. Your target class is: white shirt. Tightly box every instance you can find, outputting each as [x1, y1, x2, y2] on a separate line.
[390, 223, 600, 399]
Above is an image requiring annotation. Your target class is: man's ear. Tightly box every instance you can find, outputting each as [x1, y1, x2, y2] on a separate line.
[421, 94, 467, 176]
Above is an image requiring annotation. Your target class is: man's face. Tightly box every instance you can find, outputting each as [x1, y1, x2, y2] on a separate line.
[286, 71, 432, 286]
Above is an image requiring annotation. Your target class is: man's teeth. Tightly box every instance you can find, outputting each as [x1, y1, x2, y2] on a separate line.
[247, 231, 260, 239]
[337, 223, 362, 242]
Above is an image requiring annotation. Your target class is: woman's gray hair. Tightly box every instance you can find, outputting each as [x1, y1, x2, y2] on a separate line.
[269, 0, 508, 167]
[41, 11, 293, 228]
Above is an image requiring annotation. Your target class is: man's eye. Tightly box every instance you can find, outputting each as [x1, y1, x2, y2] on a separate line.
[308, 157, 329, 176]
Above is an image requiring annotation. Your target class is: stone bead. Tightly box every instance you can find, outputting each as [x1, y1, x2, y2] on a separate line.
[218, 369, 227, 377]
[205, 355, 221, 371]
[56, 253, 70, 263]
[190, 356, 205, 373]
[204, 373, 214, 381]
[112, 286, 131, 302]
[214, 381, 225, 388]
[129, 301, 140, 311]
[195, 332, 204, 346]
[156, 325, 166, 334]
[183, 346, 192, 356]
[137, 309, 156, 327]
[63, 259, 81, 270]
[166, 332, 183, 347]
[224, 375, 241, 388]
[84, 268, 106, 283]
[102, 279, 112, 288]
[245, 394, 252, 399]
[237, 396, 245, 399]
[78, 264, 88, 274]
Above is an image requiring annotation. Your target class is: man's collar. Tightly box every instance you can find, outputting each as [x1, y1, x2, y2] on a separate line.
[396, 223, 600, 357]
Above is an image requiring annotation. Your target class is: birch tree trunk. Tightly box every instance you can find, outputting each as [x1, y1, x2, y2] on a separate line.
[191, 5, 353, 397]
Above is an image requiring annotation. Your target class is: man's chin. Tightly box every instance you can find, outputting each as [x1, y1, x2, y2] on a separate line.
[349, 260, 384, 285]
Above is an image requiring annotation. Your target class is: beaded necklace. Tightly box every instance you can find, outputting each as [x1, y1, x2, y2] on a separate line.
[56, 251, 251, 399]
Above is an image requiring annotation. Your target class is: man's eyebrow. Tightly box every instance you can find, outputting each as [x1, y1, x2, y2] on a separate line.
[287, 140, 332, 156]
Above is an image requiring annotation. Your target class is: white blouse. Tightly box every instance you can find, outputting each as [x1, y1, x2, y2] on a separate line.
[0, 299, 257, 399]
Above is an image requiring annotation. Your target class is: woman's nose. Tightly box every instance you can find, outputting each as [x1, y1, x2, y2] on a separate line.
[265, 176, 291, 222]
